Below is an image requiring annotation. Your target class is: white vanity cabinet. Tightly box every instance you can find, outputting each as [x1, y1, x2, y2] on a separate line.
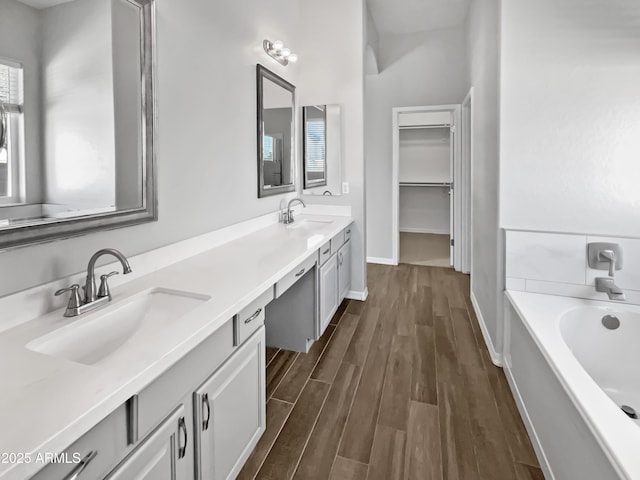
[318, 224, 352, 336]
[338, 239, 352, 302]
[193, 327, 266, 480]
[105, 406, 188, 480]
[319, 253, 339, 335]
[28, 295, 271, 480]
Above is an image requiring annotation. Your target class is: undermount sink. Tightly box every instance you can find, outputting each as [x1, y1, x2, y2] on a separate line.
[26, 288, 209, 365]
[286, 218, 333, 229]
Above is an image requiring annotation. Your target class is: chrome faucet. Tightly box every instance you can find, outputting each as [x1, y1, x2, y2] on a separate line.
[587, 243, 626, 301]
[282, 198, 306, 224]
[55, 248, 132, 317]
[595, 277, 626, 301]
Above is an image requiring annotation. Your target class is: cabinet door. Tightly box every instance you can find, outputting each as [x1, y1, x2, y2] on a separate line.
[105, 405, 188, 480]
[194, 327, 266, 480]
[319, 253, 339, 335]
[338, 239, 352, 302]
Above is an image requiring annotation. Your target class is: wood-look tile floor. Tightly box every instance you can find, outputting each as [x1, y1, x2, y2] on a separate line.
[238, 264, 544, 480]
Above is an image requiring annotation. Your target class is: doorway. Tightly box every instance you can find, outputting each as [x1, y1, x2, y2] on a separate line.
[391, 104, 469, 271]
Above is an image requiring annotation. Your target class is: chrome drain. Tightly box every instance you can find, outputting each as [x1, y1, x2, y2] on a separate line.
[621, 405, 638, 419]
[602, 315, 620, 330]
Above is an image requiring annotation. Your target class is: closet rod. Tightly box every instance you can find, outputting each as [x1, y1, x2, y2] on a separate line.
[399, 182, 451, 188]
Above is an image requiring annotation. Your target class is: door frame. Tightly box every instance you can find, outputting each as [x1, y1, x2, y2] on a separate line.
[461, 88, 474, 274]
[391, 104, 463, 268]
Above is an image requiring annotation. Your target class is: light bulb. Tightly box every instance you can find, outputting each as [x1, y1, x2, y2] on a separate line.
[272, 40, 283, 51]
[288, 53, 298, 63]
[281, 48, 291, 58]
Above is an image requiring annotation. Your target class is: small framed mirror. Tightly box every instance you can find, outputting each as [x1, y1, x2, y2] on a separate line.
[0, 0, 156, 250]
[302, 104, 342, 196]
[257, 65, 296, 198]
[302, 105, 327, 189]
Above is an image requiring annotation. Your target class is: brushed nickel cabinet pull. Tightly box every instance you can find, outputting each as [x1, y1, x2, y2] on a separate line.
[245, 308, 262, 324]
[64, 450, 97, 480]
[178, 417, 188, 459]
[295, 268, 305, 277]
[322, 248, 330, 255]
[202, 394, 211, 431]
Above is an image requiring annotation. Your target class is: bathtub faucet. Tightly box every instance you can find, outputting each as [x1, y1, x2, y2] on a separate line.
[595, 277, 626, 301]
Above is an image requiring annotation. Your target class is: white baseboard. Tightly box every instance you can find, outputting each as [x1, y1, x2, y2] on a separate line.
[470, 291, 503, 367]
[399, 227, 450, 235]
[346, 288, 368, 301]
[366, 256, 396, 266]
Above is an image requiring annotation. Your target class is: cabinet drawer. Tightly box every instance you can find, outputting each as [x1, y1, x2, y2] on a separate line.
[31, 404, 129, 480]
[344, 224, 352, 243]
[235, 287, 274, 346]
[318, 241, 332, 266]
[137, 319, 234, 440]
[275, 254, 317, 299]
[330, 230, 345, 256]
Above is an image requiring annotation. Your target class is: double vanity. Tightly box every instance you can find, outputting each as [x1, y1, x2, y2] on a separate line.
[0, 212, 353, 480]
[0, 1, 355, 478]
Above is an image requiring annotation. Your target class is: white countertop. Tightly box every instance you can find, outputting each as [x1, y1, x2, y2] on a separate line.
[506, 290, 640, 480]
[0, 214, 352, 480]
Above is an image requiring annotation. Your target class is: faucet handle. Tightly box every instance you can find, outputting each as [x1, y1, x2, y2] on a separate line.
[55, 284, 82, 310]
[98, 271, 119, 299]
[599, 250, 617, 277]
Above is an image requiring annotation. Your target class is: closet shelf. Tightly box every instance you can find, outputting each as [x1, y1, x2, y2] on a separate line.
[399, 182, 451, 188]
[398, 124, 450, 130]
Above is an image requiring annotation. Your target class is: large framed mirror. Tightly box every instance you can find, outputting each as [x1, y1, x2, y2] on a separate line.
[256, 64, 295, 198]
[0, 0, 156, 250]
[302, 104, 343, 196]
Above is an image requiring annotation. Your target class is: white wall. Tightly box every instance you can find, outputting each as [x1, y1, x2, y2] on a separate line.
[0, 0, 303, 297]
[466, 0, 502, 354]
[365, 5, 380, 75]
[297, 0, 367, 297]
[42, 0, 117, 208]
[0, 0, 43, 205]
[500, 0, 640, 237]
[399, 186, 450, 234]
[365, 27, 468, 261]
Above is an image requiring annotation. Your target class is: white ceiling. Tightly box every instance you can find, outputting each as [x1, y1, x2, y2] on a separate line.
[16, 0, 74, 9]
[367, 0, 471, 36]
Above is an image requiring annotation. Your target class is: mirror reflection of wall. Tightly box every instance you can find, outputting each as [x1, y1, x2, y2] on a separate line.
[302, 104, 342, 196]
[0, 0, 145, 225]
[257, 65, 295, 198]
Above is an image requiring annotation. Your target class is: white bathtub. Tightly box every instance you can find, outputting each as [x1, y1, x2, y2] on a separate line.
[504, 291, 640, 480]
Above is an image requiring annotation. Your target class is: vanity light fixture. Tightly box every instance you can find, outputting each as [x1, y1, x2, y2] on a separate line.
[263, 39, 298, 66]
